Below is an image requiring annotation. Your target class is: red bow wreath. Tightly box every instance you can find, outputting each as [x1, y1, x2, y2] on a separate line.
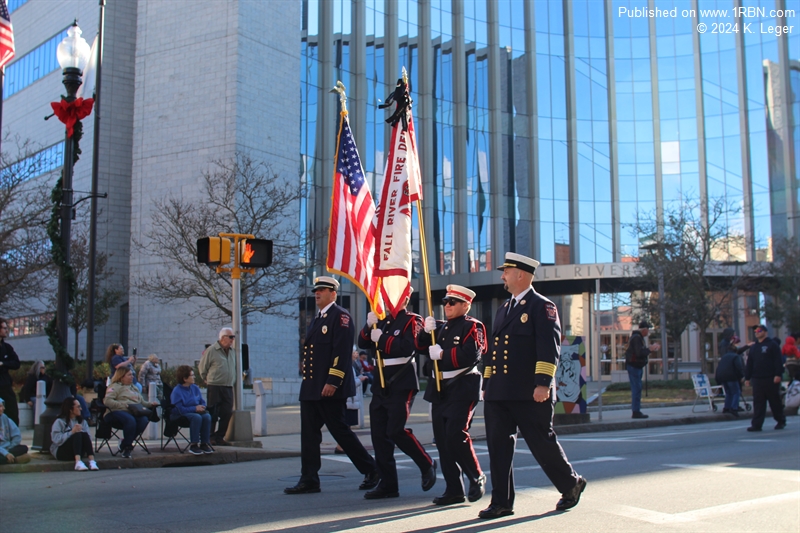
[50, 97, 95, 138]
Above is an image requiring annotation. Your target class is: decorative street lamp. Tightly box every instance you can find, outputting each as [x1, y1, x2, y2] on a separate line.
[33, 21, 93, 451]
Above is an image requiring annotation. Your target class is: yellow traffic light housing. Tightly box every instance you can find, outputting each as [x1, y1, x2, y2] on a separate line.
[196, 236, 231, 266]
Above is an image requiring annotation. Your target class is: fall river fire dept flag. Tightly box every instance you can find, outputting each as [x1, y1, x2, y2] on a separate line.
[374, 109, 422, 317]
[326, 112, 385, 318]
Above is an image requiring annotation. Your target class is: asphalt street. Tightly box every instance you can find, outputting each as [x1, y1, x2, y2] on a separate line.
[1, 419, 798, 532]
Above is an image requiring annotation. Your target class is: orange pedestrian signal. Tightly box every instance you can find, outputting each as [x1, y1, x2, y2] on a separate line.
[239, 238, 272, 268]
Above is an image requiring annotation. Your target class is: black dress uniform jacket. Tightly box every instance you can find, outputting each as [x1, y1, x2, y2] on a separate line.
[482, 286, 580, 508]
[357, 309, 423, 392]
[483, 287, 561, 399]
[300, 303, 356, 401]
[417, 315, 487, 403]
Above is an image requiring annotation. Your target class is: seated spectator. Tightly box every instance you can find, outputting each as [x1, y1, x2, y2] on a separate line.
[0, 397, 30, 464]
[50, 397, 99, 471]
[105, 343, 142, 392]
[170, 365, 213, 456]
[103, 367, 158, 458]
[20, 361, 52, 420]
[138, 354, 163, 401]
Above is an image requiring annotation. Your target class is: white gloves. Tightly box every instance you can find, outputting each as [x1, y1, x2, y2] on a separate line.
[424, 316, 437, 333]
[367, 312, 378, 326]
[370, 328, 383, 343]
[429, 344, 443, 360]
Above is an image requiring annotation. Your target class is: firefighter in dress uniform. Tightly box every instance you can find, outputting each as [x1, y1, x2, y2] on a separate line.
[416, 285, 488, 506]
[284, 276, 379, 494]
[356, 290, 437, 499]
[478, 253, 586, 520]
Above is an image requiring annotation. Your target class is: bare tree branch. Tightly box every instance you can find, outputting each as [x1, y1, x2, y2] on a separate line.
[628, 196, 748, 363]
[132, 153, 317, 322]
[0, 135, 56, 313]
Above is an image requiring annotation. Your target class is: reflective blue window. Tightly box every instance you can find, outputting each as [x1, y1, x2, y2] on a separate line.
[614, 0, 656, 258]
[699, 1, 746, 258]
[7, 0, 27, 13]
[300, 1, 320, 270]
[574, 0, 612, 263]
[0, 142, 64, 183]
[3, 28, 69, 100]
[465, 1, 490, 271]
[536, 0, 568, 264]
[431, 0, 455, 274]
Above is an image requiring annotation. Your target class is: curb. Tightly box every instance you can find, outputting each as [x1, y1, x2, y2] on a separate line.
[0, 447, 300, 474]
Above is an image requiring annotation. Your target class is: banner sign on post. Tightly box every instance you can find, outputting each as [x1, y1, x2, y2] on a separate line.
[555, 336, 587, 415]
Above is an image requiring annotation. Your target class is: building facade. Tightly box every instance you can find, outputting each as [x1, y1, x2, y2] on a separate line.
[3, 0, 798, 398]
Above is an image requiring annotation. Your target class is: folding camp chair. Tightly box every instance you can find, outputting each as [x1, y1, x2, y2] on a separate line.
[94, 402, 152, 455]
[160, 383, 215, 453]
[691, 373, 725, 413]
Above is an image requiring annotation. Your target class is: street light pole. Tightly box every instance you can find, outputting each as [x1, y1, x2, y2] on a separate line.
[33, 22, 92, 452]
[86, 0, 107, 382]
[658, 268, 668, 380]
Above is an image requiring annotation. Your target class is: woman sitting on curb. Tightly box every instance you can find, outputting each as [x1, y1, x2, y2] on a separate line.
[50, 397, 99, 471]
[0, 397, 31, 465]
[104, 367, 159, 458]
[170, 365, 214, 456]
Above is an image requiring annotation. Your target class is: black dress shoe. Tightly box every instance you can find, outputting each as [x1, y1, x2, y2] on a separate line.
[433, 494, 466, 506]
[364, 486, 399, 499]
[632, 411, 649, 419]
[478, 504, 514, 519]
[284, 482, 321, 494]
[468, 473, 486, 502]
[775, 422, 786, 430]
[747, 426, 762, 432]
[421, 460, 437, 492]
[359, 470, 380, 490]
[556, 476, 587, 511]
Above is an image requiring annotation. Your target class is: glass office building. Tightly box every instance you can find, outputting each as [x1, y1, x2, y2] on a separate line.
[2, 0, 797, 385]
[300, 0, 798, 380]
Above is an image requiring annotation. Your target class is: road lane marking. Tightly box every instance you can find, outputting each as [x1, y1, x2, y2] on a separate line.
[607, 491, 800, 524]
[664, 463, 800, 483]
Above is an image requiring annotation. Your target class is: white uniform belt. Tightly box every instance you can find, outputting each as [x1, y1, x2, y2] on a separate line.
[440, 368, 480, 379]
[382, 356, 412, 367]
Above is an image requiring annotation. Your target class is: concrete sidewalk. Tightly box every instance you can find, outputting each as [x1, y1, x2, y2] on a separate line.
[0, 389, 757, 473]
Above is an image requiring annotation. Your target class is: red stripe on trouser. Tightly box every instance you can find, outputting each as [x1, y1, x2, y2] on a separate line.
[462, 401, 482, 475]
[403, 390, 432, 464]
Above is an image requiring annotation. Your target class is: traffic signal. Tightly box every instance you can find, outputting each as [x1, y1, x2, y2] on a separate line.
[240, 238, 273, 268]
[196, 237, 231, 266]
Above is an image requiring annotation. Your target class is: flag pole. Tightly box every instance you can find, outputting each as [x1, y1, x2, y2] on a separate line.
[329, 82, 385, 389]
[416, 197, 440, 392]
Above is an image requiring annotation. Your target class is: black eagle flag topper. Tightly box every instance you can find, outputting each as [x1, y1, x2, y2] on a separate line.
[379, 76, 412, 131]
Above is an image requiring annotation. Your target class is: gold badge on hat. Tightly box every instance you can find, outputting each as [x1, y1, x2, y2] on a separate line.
[322, 326, 328, 334]
[520, 313, 528, 323]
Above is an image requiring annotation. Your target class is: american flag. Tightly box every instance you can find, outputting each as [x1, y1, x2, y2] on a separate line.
[326, 112, 385, 317]
[0, 0, 14, 70]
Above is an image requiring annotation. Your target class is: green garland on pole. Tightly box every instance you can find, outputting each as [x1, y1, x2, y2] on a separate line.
[45, 120, 85, 386]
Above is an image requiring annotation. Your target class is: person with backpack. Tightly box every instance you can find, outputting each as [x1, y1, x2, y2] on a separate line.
[625, 321, 660, 419]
